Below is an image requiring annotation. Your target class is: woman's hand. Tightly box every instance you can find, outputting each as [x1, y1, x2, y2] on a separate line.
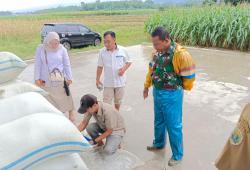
[66, 80, 72, 86]
[35, 80, 44, 87]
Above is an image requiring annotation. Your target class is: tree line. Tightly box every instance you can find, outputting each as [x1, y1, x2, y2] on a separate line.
[203, 0, 250, 5]
[80, 0, 157, 11]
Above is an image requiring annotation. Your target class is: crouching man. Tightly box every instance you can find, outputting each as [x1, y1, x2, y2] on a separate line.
[77, 94, 126, 154]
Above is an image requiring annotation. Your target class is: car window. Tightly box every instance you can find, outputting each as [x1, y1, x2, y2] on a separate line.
[55, 25, 68, 33]
[42, 25, 55, 34]
[79, 26, 89, 33]
[66, 25, 80, 33]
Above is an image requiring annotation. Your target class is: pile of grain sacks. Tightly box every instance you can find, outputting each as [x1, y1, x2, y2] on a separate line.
[0, 52, 91, 170]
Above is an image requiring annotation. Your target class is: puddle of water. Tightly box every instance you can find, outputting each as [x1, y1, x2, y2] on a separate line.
[80, 148, 144, 170]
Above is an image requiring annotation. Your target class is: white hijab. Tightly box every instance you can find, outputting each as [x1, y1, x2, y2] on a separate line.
[43, 32, 60, 52]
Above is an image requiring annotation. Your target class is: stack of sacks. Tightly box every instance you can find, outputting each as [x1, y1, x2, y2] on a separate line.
[0, 52, 47, 99]
[0, 93, 91, 169]
[0, 52, 91, 169]
[0, 113, 91, 170]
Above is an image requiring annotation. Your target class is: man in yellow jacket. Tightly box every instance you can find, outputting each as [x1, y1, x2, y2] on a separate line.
[143, 27, 195, 167]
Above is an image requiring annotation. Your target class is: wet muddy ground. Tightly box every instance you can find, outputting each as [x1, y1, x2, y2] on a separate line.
[20, 45, 250, 170]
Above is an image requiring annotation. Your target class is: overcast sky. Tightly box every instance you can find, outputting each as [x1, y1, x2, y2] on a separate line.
[0, 0, 97, 11]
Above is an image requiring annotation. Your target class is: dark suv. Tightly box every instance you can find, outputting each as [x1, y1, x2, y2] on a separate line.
[41, 23, 102, 50]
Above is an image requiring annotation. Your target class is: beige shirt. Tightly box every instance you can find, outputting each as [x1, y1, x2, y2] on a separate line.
[83, 101, 126, 136]
[215, 103, 250, 170]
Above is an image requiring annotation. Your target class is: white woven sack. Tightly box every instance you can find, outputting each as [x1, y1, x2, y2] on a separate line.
[0, 80, 48, 99]
[0, 52, 27, 84]
[0, 92, 61, 125]
[32, 153, 89, 170]
[0, 113, 91, 170]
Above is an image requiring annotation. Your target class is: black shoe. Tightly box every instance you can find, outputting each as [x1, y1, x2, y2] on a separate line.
[146, 145, 164, 151]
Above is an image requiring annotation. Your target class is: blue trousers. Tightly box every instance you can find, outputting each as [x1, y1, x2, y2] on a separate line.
[153, 87, 184, 161]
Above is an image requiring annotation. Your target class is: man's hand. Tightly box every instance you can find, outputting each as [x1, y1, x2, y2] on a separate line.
[143, 87, 149, 99]
[118, 67, 125, 76]
[94, 139, 104, 146]
[94, 129, 113, 143]
[118, 62, 131, 76]
[96, 79, 103, 89]
[89, 140, 95, 145]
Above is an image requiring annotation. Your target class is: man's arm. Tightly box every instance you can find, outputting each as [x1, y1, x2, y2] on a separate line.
[143, 51, 156, 99]
[119, 48, 132, 76]
[77, 119, 89, 132]
[173, 50, 196, 91]
[143, 65, 153, 99]
[94, 129, 113, 143]
[118, 62, 132, 76]
[123, 62, 132, 71]
[96, 51, 104, 87]
[144, 51, 156, 87]
[96, 66, 103, 87]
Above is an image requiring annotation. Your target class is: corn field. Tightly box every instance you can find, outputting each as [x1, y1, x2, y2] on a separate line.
[145, 5, 250, 51]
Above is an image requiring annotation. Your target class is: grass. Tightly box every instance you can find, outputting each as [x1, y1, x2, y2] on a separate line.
[145, 4, 250, 51]
[0, 9, 155, 60]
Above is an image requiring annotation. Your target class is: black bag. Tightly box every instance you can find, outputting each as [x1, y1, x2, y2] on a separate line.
[64, 79, 71, 96]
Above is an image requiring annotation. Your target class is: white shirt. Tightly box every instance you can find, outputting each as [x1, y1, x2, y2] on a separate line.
[98, 45, 131, 88]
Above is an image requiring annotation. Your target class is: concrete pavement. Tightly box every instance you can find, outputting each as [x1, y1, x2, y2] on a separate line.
[20, 45, 250, 170]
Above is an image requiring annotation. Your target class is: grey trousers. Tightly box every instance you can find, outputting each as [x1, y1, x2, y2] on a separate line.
[86, 123, 123, 155]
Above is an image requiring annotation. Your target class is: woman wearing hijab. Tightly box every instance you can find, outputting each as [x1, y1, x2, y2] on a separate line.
[34, 32, 76, 123]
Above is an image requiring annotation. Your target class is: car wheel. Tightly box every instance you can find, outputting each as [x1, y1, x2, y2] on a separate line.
[62, 41, 71, 50]
[94, 38, 101, 46]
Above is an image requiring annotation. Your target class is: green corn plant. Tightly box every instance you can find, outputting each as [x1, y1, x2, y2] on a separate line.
[145, 5, 250, 51]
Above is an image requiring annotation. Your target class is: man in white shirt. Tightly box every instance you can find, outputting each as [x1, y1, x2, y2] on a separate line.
[96, 31, 132, 111]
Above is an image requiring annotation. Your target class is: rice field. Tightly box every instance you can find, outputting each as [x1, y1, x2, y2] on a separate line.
[145, 5, 250, 51]
[0, 10, 154, 60]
